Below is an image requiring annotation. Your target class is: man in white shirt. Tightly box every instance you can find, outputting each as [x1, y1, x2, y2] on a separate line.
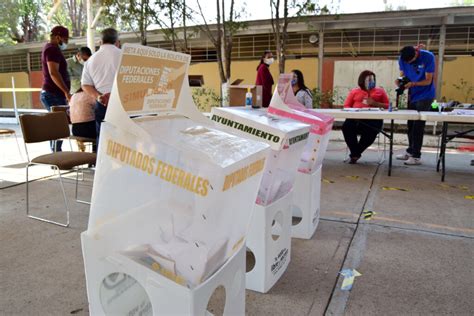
[81, 28, 121, 144]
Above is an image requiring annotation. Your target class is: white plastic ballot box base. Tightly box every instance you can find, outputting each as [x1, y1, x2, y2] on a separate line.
[82, 232, 246, 316]
[291, 167, 322, 239]
[245, 191, 293, 293]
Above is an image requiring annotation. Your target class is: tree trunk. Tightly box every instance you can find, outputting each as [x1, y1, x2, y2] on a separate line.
[224, 0, 234, 82]
[270, 0, 283, 73]
[140, 0, 147, 45]
[215, 0, 226, 84]
[182, 0, 188, 52]
[280, 0, 289, 73]
[168, 1, 177, 51]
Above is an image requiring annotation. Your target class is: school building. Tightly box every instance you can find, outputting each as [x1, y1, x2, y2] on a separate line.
[0, 6, 473, 110]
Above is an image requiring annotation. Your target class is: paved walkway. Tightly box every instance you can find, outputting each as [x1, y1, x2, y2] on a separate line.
[1, 125, 473, 315]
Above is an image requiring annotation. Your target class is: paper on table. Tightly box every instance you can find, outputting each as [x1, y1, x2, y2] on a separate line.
[341, 107, 383, 112]
[447, 109, 474, 116]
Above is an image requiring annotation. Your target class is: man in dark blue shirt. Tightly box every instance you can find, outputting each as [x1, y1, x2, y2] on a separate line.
[396, 45, 436, 165]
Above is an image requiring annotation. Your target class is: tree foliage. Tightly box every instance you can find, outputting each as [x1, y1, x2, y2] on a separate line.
[193, 0, 247, 84]
[270, 0, 332, 73]
[101, 0, 158, 45]
[0, 0, 45, 44]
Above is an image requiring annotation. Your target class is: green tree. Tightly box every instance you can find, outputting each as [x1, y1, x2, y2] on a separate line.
[270, 0, 331, 73]
[450, 0, 474, 5]
[194, 0, 247, 84]
[383, 0, 408, 11]
[64, 0, 87, 37]
[158, 0, 194, 52]
[0, 0, 45, 44]
[101, 0, 160, 45]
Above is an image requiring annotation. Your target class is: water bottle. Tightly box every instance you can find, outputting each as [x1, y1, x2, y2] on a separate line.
[245, 88, 253, 107]
[388, 101, 393, 112]
[431, 99, 439, 112]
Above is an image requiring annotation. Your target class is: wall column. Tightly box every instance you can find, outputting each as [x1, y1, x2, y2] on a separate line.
[318, 30, 324, 89]
[436, 23, 446, 100]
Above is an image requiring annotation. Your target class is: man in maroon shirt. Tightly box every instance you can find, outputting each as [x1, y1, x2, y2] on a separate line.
[40, 25, 71, 152]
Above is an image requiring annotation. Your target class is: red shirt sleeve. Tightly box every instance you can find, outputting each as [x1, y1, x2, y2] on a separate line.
[373, 87, 389, 109]
[344, 89, 356, 108]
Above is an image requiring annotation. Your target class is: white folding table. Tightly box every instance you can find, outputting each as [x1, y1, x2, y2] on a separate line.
[313, 109, 420, 176]
[419, 111, 474, 181]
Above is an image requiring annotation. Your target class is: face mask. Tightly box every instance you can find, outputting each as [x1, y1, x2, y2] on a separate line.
[367, 81, 376, 90]
[78, 59, 85, 65]
[365, 76, 376, 90]
[291, 79, 297, 86]
[59, 41, 68, 51]
[264, 58, 274, 65]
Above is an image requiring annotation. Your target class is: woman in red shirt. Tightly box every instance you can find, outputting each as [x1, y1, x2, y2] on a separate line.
[342, 70, 389, 164]
[256, 50, 275, 107]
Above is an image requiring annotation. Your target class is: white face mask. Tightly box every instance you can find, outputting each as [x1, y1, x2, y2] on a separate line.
[59, 42, 68, 50]
[78, 59, 85, 65]
[264, 57, 274, 65]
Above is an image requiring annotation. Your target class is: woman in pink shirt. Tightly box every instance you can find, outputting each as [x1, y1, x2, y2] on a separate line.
[342, 70, 389, 164]
[69, 88, 97, 152]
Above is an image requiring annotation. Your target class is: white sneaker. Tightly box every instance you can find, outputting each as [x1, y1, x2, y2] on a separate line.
[404, 157, 421, 165]
[396, 153, 412, 160]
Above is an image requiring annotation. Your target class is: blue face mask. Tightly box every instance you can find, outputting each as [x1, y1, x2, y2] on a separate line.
[291, 79, 297, 86]
[367, 80, 376, 90]
[59, 41, 68, 51]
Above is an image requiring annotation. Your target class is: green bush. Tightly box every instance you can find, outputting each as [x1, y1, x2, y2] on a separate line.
[191, 87, 222, 112]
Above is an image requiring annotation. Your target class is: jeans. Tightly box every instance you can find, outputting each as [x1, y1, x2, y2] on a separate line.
[40, 91, 67, 152]
[406, 99, 433, 158]
[342, 119, 383, 158]
[95, 101, 107, 148]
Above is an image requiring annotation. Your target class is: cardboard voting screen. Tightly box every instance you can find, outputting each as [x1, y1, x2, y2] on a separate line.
[269, 74, 334, 173]
[84, 44, 270, 290]
[104, 44, 208, 140]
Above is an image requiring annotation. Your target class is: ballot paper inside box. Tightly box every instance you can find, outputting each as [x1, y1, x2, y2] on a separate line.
[270, 74, 334, 174]
[210, 106, 310, 206]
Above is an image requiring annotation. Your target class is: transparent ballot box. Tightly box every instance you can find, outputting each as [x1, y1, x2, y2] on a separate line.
[82, 44, 271, 315]
[270, 74, 334, 174]
[85, 116, 269, 289]
[210, 107, 310, 206]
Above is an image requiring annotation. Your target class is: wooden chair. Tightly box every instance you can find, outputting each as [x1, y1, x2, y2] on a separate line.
[19, 112, 96, 227]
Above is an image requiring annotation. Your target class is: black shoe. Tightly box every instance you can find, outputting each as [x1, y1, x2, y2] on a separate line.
[344, 156, 360, 164]
[349, 157, 360, 164]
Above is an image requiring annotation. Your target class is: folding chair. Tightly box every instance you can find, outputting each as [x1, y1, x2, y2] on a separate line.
[376, 131, 387, 164]
[51, 105, 96, 152]
[19, 112, 96, 227]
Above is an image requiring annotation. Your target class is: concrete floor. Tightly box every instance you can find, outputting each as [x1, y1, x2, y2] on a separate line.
[1, 125, 473, 315]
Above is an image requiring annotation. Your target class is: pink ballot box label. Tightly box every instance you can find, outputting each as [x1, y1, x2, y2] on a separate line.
[268, 74, 334, 173]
